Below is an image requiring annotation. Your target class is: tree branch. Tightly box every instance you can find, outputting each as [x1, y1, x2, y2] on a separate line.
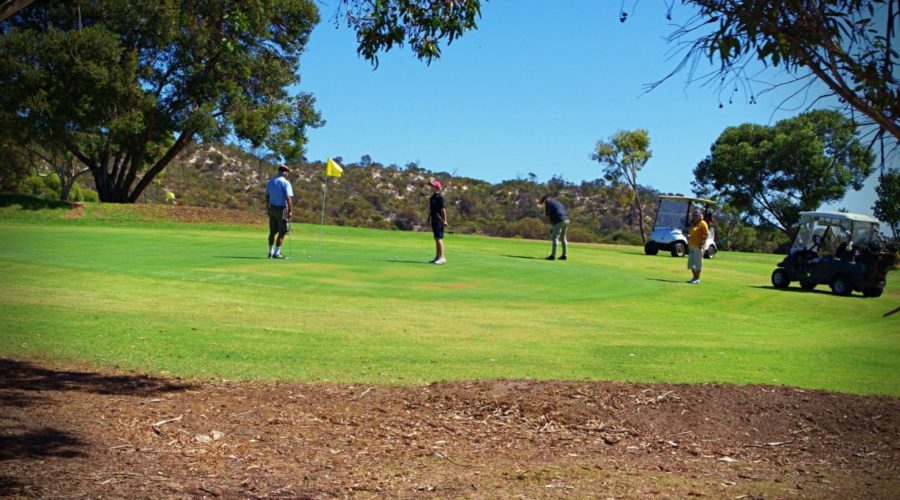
[0, 0, 34, 22]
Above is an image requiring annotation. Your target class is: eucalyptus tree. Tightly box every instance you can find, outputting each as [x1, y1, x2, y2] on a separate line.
[645, 1, 898, 150]
[592, 129, 653, 243]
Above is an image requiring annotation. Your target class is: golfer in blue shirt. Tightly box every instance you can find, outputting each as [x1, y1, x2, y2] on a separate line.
[265, 165, 294, 259]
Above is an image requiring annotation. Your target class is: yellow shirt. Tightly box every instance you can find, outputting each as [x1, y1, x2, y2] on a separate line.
[688, 220, 709, 249]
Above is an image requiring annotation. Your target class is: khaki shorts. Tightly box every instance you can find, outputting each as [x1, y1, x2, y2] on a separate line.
[687, 247, 704, 271]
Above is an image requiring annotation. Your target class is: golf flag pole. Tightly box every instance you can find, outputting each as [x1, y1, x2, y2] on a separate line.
[319, 177, 327, 255]
[319, 158, 343, 255]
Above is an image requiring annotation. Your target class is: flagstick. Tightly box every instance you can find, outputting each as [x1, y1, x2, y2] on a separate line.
[318, 176, 328, 256]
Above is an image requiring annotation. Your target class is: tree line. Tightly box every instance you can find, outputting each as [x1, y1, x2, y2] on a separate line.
[4, 140, 788, 253]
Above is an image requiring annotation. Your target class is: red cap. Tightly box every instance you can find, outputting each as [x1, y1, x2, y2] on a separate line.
[430, 180, 442, 190]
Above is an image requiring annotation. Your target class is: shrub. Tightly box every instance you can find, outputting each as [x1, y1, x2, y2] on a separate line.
[601, 230, 643, 246]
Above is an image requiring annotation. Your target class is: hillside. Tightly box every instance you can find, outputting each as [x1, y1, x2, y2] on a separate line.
[139, 143, 669, 245]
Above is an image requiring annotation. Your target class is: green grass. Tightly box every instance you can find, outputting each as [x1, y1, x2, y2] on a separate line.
[1, 203, 898, 395]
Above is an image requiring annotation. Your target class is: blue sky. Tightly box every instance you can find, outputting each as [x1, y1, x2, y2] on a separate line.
[299, 1, 879, 215]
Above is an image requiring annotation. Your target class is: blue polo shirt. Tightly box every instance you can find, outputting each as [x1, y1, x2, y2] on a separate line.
[266, 174, 293, 207]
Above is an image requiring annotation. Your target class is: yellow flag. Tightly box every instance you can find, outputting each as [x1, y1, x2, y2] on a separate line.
[325, 158, 343, 178]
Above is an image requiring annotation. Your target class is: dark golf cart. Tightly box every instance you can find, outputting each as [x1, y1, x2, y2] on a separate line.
[771, 211, 897, 297]
[644, 196, 718, 258]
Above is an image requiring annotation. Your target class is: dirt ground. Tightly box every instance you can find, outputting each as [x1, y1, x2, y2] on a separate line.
[1, 358, 898, 499]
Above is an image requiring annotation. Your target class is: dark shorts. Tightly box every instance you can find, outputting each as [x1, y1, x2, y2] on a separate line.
[431, 223, 444, 239]
[268, 205, 290, 235]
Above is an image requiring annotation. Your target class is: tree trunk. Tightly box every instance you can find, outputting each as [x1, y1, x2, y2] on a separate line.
[59, 181, 71, 202]
[91, 168, 129, 203]
[634, 195, 646, 243]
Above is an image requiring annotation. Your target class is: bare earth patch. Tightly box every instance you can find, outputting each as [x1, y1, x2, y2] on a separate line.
[1, 358, 898, 498]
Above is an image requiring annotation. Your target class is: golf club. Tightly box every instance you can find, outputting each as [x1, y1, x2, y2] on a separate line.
[287, 223, 293, 259]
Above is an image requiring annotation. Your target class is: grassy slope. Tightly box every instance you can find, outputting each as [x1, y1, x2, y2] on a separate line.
[0, 203, 898, 395]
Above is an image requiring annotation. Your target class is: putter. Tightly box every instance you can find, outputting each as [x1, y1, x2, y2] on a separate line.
[287, 226, 293, 259]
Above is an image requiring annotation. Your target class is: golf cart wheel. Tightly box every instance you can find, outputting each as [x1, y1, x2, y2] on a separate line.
[671, 242, 687, 257]
[644, 242, 659, 255]
[862, 287, 884, 298]
[771, 268, 790, 289]
[704, 245, 717, 259]
[799, 280, 816, 291]
[830, 275, 853, 296]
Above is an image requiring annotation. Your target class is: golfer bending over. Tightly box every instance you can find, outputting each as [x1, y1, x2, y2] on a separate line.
[428, 180, 447, 265]
[540, 195, 569, 260]
[266, 164, 293, 259]
[687, 209, 709, 284]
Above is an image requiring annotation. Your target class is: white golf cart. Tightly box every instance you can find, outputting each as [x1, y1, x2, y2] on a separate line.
[644, 196, 718, 258]
[771, 211, 896, 297]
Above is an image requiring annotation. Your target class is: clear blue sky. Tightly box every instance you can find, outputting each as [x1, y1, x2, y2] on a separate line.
[299, 1, 879, 215]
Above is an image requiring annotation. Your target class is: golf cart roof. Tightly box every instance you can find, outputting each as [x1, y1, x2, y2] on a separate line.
[658, 195, 718, 206]
[797, 211, 880, 224]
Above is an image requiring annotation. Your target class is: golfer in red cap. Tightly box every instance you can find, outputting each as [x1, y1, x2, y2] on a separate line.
[427, 180, 447, 264]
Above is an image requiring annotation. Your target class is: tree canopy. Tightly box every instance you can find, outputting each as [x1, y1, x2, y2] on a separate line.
[693, 109, 875, 235]
[0, 0, 323, 202]
[331, 0, 482, 67]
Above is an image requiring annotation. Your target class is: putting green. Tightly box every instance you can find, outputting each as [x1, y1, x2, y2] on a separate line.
[0, 218, 897, 395]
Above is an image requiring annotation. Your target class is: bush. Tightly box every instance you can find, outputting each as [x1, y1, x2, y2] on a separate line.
[565, 226, 598, 243]
[601, 230, 643, 246]
[69, 184, 99, 202]
[20, 174, 61, 199]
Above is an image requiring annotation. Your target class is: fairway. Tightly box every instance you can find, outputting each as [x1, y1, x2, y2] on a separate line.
[1, 217, 898, 395]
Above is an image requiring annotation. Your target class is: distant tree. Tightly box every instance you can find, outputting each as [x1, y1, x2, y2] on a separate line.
[592, 129, 652, 242]
[360, 154, 373, 166]
[693, 109, 875, 236]
[874, 169, 900, 238]
[0, 0, 323, 203]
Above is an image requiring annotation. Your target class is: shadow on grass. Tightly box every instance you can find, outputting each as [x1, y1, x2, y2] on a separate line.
[502, 255, 542, 260]
[646, 278, 689, 284]
[0, 193, 75, 210]
[0, 358, 196, 407]
[213, 255, 268, 259]
[751, 285, 865, 298]
[383, 259, 431, 265]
